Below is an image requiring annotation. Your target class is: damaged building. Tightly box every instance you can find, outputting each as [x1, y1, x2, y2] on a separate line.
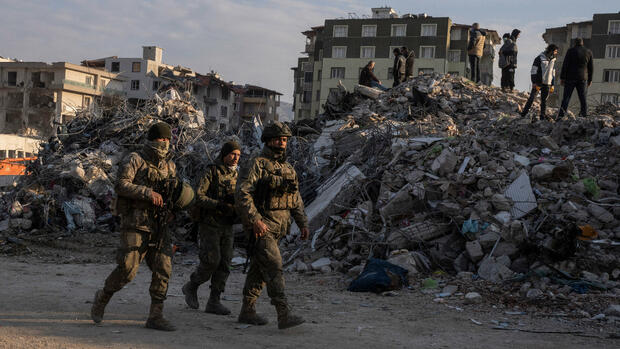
[292, 7, 500, 121]
[0, 61, 124, 138]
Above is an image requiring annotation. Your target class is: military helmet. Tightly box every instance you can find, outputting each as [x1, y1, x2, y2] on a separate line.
[172, 181, 195, 209]
[261, 121, 292, 143]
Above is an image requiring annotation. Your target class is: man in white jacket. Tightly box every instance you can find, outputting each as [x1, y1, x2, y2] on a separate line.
[520, 44, 559, 121]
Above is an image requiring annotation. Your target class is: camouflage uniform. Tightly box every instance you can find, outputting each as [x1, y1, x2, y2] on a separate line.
[236, 145, 308, 326]
[182, 160, 237, 312]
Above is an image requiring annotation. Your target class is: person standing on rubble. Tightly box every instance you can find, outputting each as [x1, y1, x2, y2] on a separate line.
[91, 122, 188, 331]
[359, 61, 388, 91]
[182, 140, 241, 315]
[520, 44, 559, 121]
[467, 23, 487, 83]
[235, 121, 310, 330]
[499, 32, 518, 92]
[402, 46, 415, 81]
[556, 38, 593, 119]
[392, 47, 402, 87]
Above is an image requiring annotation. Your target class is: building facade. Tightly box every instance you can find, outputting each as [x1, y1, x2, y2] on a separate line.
[0, 61, 123, 137]
[233, 85, 281, 127]
[193, 73, 236, 131]
[543, 12, 620, 108]
[292, 7, 500, 121]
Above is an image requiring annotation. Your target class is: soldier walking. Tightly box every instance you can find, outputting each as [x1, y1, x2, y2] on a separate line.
[235, 122, 310, 329]
[91, 122, 187, 331]
[182, 141, 241, 315]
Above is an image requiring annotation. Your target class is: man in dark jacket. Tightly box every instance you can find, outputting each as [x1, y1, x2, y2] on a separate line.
[557, 38, 593, 118]
[402, 46, 415, 80]
[521, 44, 558, 121]
[467, 23, 487, 83]
[392, 48, 402, 87]
[499, 29, 520, 91]
[359, 61, 387, 91]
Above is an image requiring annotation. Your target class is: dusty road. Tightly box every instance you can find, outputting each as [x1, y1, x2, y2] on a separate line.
[0, 254, 617, 349]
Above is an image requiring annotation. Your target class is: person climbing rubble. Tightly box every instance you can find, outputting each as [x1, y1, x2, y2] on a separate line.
[520, 44, 559, 121]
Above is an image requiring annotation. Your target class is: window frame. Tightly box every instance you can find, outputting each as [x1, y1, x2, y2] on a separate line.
[360, 46, 376, 59]
[603, 69, 620, 83]
[391, 24, 407, 37]
[111, 62, 120, 72]
[130, 79, 140, 90]
[333, 25, 348, 38]
[448, 50, 461, 62]
[608, 20, 620, 35]
[419, 46, 436, 59]
[606, 45, 620, 59]
[450, 28, 462, 41]
[330, 67, 346, 79]
[7, 71, 17, 86]
[132, 62, 141, 72]
[421, 23, 437, 37]
[361, 25, 377, 37]
[332, 46, 347, 59]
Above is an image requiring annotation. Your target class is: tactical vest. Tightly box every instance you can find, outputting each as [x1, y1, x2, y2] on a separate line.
[255, 157, 300, 211]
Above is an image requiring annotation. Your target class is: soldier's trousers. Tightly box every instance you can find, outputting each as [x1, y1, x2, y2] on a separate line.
[103, 229, 172, 303]
[189, 222, 233, 292]
[242, 232, 287, 308]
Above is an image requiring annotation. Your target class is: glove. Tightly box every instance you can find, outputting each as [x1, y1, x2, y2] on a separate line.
[550, 86, 555, 93]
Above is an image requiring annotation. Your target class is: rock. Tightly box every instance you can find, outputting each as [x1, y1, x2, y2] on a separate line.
[580, 271, 599, 282]
[438, 201, 461, 217]
[465, 241, 484, 262]
[478, 232, 500, 250]
[332, 249, 346, 259]
[588, 204, 614, 224]
[477, 257, 515, 283]
[496, 255, 511, 267]
[311, 257, 332, 271]
[295, 260, 309, 273]
[494, 211, 511, 225]
[610, 135, 620, 148]
[441, 285, 458, 296]
[531, 163, 555, 180]
[457, 271, 474, 280]
[539, 136, 560, 151]
[612, 269, 620, 279]
[0, 219, 9, 232]
[9, 218, 32, 230]
[604, 304, 620, 317]
[599, 179, 618, 192]
[387, 252, 418, 276]
[453, 252, 470, 272]
[320, 265, 332, 274]
[490, 194, 512, 211]
[347, 265, 364, 278]
[591, 313, 605, 320]
[526, 288, 543, 299]
[494, 242, 519, 259]
[514, 154, 530, 167]
[520, 282, 531, 294]
[464, 292, 482, 304]
[431, 149, 458, 175]
[478, 151, 489, 165]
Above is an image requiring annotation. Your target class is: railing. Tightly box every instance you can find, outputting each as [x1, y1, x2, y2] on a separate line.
[62, 79, 96, 90]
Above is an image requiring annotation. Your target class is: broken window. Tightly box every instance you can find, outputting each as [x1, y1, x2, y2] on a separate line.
[84, 96, 91, 108]
[330, 67, 345, 79]
[31, 72, 43, 87]
[152, 81, 160, 91]
[421, 24, 437, 37]
[8, 71, 17, 86]
[604, 70, 620, 83]
[220, 106, 228, 118]
[111, 62, 120, 72]
[132, 62, 141, 72]
[131, 80, 140, 90]
[221, 87, 230, 100]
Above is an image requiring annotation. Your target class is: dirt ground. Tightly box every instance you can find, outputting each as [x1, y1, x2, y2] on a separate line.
[0, 240, 618, 349]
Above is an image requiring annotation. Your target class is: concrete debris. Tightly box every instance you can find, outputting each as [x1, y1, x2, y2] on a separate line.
[504, 171, 537, 219]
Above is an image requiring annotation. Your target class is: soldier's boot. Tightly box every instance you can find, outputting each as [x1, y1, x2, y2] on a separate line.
[237, 299, 268, 325]
[182, 281, 199, 309]
[205, 289, 231, 315]
[90, 289, 113, 324]
[276, 304, 305, 330]
[145, 303, 177, 331]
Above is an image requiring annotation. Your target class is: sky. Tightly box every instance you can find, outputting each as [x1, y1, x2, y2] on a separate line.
[0, 1, 618, 103]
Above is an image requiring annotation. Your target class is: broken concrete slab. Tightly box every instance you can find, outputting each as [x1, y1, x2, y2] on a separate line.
[311, 257, 332, 271]
[387, 252, 418, 276]
[465, 241, 484, 262]
[477, 257, 515, 283]
[587, 204, 615, 224]
[531, 163, 555, 180]
[504, 171, 537, 219]
[431, 148, 457, 176]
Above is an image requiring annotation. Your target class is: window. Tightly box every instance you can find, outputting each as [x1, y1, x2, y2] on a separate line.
[360, 46, 375, 58]
[130, 80, 140, 90]
[84, 96, 91, 108]
[420, 46, 436, 58]
[450, 28, 462, 40]
[221, 87, 230, 100]
[85, 76, 93, 86]
[572, 25, 588, 39]
[418, 68, 434, 75]
[448, 71, 460, 76]
[421, 24, 437, 37]
[601, 94, 619, 105]
[302, 91, 312, 103]
[387, 68, 394, 79]
[333, 25, 348, 37]
[17, 151, 24, 158]
[317, 69, 322, 81]
[304, 71, 313, 82]
[101, 79, 108, 88]
[0, 150, 5, 159]
[7, 71, 17, 86]
[332, 46, 347, 58]
[330, 67, 345, 79]
[362, 25, 377, 37]
[316, 89, 321, 101]
[111, 62, 120, 72]
[606, 45, 620, 58]
[391, 24, 406, 37]
[132, 62, 141, 72]
[389, 46, 400, 59]
[8, 150, 16, 159]
[604, 70, 620, 83]
[233, 103, 238, 111]
[220, 106, 228, 118]
[152, 81, 160, 91]
[609, 20, 620, 34]
[448, 50, 461, 62]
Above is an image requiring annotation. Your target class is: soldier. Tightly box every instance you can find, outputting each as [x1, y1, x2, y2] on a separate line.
[235, 121, 310, 330]
[91, 122, 189, 331]
[182, 140, 241, 315]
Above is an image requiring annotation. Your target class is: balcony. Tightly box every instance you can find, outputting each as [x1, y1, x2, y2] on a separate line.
[304, 43, 315, 54]
[203, 96, 218, 105]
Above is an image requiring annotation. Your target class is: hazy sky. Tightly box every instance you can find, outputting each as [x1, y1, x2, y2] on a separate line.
[1, 1, 618, 103]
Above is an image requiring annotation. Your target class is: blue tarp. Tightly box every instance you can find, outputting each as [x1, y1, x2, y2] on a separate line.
[348, 258, 409, 293]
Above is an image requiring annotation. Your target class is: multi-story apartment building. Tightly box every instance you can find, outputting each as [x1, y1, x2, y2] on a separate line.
[292, 7, 500, 121]
[233, 84, 281, 127]
[543, 12, 620, 108]
[0, 61, 123, 137]
[81, 46, 195, 102]
[193, 73, 236, 131]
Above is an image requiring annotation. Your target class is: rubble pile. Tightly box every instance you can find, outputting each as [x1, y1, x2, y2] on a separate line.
[0, 92, 256, 251]
[282, 74, 620, 298]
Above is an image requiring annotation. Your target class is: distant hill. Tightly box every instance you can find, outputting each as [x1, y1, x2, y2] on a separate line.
[277, 102, 294, 122]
